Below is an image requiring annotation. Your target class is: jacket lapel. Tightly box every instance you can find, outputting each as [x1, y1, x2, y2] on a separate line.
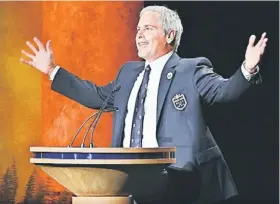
[118, 63, 145, 115]
[156, 53, 180, 126]
[113, 62, 144, 146]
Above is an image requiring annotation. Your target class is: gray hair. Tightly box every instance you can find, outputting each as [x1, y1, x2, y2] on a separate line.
[140, 5, 183, 52]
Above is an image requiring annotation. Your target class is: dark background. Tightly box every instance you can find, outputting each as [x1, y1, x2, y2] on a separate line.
[144, 1, 279, 204]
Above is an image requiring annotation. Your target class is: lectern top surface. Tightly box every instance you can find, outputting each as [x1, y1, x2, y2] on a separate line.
[30, 147, 176, 153]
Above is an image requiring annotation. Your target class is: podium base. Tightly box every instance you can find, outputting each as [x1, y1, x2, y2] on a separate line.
[72, 196, 133, 204]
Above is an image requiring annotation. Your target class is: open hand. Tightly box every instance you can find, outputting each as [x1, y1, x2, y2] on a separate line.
[20, 37, 56, 75]
[244, 32, 268, 73]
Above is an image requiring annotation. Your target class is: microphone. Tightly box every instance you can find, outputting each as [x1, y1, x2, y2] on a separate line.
[67, 111, 99, 147]
[80, 84, 121, 148]
[67, 108, 118, 147]
[89, 107, 119, 148]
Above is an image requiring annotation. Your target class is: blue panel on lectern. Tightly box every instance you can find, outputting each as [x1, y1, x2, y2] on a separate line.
[34, 152, 171, 160]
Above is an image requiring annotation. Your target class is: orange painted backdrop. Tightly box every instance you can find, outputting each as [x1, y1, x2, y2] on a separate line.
[0, 1, 143, 203]
[0, 2, 43, 202]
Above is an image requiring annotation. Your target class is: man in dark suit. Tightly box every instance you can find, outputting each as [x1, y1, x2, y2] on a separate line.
[20, 5, 267, 204]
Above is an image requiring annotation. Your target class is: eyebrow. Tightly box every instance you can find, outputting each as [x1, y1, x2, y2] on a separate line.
[137, 25, 156, 29]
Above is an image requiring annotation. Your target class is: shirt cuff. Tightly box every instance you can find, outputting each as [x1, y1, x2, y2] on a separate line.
[241, 62, 259, 81]
[49, 65, 60, 81]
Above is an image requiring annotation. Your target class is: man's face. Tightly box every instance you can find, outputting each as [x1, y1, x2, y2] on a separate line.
[136, 11, 171, 62]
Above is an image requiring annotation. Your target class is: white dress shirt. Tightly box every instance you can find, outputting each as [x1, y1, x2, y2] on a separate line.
[123, 51, 174, 148]
[49, 54, 258, 148]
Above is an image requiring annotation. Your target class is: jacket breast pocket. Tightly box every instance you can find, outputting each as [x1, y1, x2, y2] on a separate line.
[196, 145, 222, 165]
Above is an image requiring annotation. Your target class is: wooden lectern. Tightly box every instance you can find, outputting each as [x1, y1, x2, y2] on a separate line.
[30, 147, 176, 204]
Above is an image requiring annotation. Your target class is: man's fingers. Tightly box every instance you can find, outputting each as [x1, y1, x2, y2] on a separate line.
[46, 40, 53, 54]
[260, 43, 267, 55]
[21, 50, 35, 60]
[259, 38, 268, 55]
[26, 41, 38, 54]
[20, 58, 35, 67]
[256, 32, 267, 47]
[33, 37, 46, 51]
[248, 35, 256, 48]
[263, 38, 268, 45]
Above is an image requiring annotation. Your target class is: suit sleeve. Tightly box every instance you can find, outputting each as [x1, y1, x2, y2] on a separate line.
[51, 67, 119, 109]
[193, 57, 262, 105]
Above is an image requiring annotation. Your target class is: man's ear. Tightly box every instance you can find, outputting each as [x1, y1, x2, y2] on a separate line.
[166, 30, 176, 44]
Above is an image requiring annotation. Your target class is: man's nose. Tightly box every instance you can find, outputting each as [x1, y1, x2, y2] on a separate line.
[137, 30, 144, 39]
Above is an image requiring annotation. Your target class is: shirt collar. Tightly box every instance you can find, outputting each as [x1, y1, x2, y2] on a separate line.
[145, 50, 174, 69]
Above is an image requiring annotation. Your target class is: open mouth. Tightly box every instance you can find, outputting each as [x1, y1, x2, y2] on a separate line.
[138, 42, 148, 47]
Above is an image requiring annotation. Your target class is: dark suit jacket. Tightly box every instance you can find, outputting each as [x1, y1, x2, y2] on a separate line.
[51, 53, 261, 203]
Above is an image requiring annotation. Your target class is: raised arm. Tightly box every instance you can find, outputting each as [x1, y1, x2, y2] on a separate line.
[20, 37, 116, 109]
[194, 33, 267, 105]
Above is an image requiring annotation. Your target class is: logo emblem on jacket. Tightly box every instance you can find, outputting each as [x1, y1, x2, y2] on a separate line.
[172, 94, 187, 110]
